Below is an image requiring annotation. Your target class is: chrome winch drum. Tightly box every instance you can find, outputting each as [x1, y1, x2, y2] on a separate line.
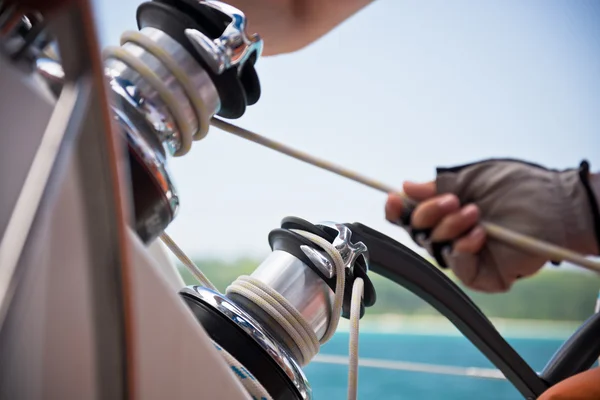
[180, 217, 376, 400]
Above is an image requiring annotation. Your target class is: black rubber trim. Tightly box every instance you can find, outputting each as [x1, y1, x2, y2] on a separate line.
[410, 227, 431, 243]
[398, 206, 413, 227]
[541, 311, 600, 386]
[281, 216, 335, 242]
[431, 240, 452, 269]
[136, 1, 248, 118]
[148, 0, 262, 113]
[239, 52, 261, 106]
[280, 217, 376, 309]
[180, 292, 302, 400]
[346, 222, 548, 399]
[157, 0, 224, 37]
[409, 227, 451, 269]
[268, 228, 333, 286]
[268, 228, 365, 318]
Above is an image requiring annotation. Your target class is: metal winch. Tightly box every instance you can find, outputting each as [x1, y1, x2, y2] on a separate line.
[0, 0, 262, 243]
[180, 217, 377, 399]
[3, 2, 600, 400]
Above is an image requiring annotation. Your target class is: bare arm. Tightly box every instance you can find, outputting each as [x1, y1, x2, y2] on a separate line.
[228, 0, 375, 56]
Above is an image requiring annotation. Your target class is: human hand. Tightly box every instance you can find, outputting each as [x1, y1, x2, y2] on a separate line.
[385, 159, 600, 293]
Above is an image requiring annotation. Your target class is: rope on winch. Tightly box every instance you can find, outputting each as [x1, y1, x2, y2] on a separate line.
[103, 21, 598, 400]
[161, 229, 364, 400]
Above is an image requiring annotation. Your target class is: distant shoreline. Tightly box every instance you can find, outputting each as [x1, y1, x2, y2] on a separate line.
[334, 314, 581, 340]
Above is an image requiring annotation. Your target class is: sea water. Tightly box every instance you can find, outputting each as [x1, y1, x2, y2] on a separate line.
[304, 332, 565, 399]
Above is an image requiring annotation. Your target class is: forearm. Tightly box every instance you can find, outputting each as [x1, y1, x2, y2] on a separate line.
[227, 0, 375, 56]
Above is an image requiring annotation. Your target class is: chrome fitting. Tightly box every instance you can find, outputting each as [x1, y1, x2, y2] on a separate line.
[318, 221, 370, 273]
[185, 1, 263, 75]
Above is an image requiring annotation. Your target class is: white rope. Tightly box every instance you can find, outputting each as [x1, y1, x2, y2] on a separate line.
[163, 229, 364, 399]
[348, 277, 363, 400]
[290, 229, 347, 344]
[118, 30, 213, 141]
[225, 229, 364, 398]
[159, 232, 217, 291]
[102, 29, 217, 157]
[226, 275, 320, 365]
[102, 45, 194, 156]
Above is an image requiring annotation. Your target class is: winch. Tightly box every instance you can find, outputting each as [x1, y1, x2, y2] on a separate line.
[181, 217, 375, 399]
[1, 1, 600, 399]
[1, 0, 262, 244]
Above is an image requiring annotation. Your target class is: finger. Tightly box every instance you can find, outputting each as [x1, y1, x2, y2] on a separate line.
[453, 226, 486, 254]
[411, 193, 460, 229]
[385, 193, 406, 222]
[430, 204, 480, 242]
[402, 181, 437, 201]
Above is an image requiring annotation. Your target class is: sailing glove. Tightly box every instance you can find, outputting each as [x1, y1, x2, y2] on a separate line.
[393, 159, 600, 293]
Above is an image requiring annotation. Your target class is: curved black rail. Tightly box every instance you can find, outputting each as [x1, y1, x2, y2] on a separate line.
[541, 311, 600, 386]
[347, 222, 548, 399]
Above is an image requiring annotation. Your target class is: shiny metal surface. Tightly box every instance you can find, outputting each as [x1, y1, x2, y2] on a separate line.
[111, 105, 179, 222]
[138, 27, 220, 132]
[318, 222, 370, 272]
[36, 56, 64, 81]
[185, 1, 263, 75]
[181, 285, 312, 400]
[104, 27, 220, 156]
[104, 66, 181, 155]
[250, 250, 335, 340]
[35, 57, 64, 95]
[301, 245, 334, 278]
[24, 33, 181, 239]
[104, 53, 188, 154]
[120, 37, 196, 138]
[29, 49, 181, 232]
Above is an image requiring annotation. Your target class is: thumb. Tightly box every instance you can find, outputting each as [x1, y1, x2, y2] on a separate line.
[402, 180, 437, 201]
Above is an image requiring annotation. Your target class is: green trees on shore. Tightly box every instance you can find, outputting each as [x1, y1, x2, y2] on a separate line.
[179, 258, 600, 322]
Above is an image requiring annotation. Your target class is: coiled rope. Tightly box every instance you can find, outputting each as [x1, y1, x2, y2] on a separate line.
[102, 29, 214, 157]
[159, 230, 272, 399]
[161, 231, 364, 400]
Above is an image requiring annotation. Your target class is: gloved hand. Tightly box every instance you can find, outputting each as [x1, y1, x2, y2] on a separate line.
[385, 159, 600, 293]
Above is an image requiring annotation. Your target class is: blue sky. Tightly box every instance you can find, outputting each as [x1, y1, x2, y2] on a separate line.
[92, 0, 600, 260]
